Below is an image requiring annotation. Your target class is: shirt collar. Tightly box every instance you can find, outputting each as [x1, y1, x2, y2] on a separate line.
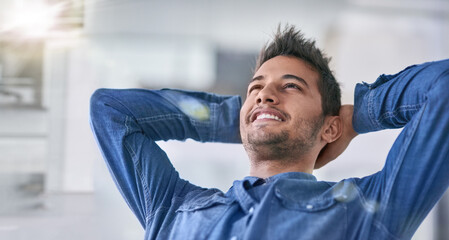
[244, 171, 317, 186]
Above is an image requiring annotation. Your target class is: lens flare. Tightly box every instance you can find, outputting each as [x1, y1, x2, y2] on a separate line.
[178, 99, 210, 121]
[1, 1, 64, 38]
[332, 181, 358, 203]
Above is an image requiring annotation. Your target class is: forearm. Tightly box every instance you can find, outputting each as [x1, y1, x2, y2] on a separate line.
[352, 59, 449, 134]
[91, 88, 242, 143]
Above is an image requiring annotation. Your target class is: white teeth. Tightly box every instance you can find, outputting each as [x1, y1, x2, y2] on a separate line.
[256, 113, 282, 121]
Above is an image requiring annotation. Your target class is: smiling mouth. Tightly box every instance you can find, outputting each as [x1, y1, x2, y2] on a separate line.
[249, 108, 287, 123]
[256, 113, 283, 122]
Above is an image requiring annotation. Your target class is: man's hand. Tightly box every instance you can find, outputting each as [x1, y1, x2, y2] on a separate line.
[315, 105, 358, 169]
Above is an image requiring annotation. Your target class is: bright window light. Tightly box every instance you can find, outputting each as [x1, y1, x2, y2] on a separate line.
[1, 1, 64, 38]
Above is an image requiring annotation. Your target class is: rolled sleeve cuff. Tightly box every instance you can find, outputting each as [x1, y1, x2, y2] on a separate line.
[353, 82, 381, 134]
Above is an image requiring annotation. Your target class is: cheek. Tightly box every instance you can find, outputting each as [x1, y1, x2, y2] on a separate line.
[239, 106, 248, 126]
[299, 98, 321, 113]
[239, 101, 252, 138]
[239, 109, 247, 141]
[240, 99, 252, 122]
[287, 103, 320, 122]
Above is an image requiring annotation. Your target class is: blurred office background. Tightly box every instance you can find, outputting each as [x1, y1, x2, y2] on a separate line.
[0, 0, 448, 239]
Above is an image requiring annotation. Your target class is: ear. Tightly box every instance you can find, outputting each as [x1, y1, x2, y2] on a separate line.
[321, 116, 342, 144]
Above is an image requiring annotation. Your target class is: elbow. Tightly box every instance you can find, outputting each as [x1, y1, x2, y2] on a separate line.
[89, 88, 135, 125]
[90, 88, 108, 119]
[89, 88, 118, 125]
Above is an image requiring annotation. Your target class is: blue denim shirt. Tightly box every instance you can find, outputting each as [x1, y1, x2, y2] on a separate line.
[90, 59, 449, 240]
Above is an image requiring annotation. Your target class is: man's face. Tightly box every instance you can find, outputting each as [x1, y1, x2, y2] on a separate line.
[240, 55, 324, 160]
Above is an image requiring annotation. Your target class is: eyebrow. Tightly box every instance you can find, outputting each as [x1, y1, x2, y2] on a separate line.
[250, 74, 310, 89]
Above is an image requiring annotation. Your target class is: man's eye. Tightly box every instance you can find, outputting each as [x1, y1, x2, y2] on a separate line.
[248, 85, 262, 94]
[284, 83, 301, 90]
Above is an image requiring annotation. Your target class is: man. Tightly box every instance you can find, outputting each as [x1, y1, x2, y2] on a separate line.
[90, 25, 449, 239]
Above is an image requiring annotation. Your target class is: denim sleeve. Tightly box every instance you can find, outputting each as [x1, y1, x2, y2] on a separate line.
[353, 59, 449, 238]
[89, 88, 241, 227]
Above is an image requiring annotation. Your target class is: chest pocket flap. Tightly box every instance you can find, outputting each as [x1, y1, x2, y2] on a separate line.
[274, 179, 350, 212]
[176, 188, 234, 212]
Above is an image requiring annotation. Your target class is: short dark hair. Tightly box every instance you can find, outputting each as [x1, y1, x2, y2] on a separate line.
[255, 24, 341, 116]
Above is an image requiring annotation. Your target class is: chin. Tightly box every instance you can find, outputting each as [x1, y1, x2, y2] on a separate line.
[246, 131, 290, 146]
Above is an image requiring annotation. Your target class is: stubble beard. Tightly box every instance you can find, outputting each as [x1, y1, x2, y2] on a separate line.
[243, 116, 324, 163]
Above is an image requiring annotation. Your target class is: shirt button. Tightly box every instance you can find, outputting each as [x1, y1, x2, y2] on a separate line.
[248, 207, 255, 214]
[306, 204, 314, 210]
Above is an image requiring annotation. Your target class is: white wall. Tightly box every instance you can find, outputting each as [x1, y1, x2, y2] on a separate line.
[84, 0, 344, 51]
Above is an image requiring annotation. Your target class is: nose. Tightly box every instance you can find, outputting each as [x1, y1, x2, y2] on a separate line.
[256, 84, 279, 105]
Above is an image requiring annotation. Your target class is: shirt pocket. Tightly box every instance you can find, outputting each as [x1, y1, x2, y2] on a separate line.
[169, 191, 234, 239]
[267, 180, 349, 240]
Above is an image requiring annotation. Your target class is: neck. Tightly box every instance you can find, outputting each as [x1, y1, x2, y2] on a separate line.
[247, 150, 317, 179]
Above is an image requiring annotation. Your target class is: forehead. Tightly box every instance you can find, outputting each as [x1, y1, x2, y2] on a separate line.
[252, 56, 320, 87]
